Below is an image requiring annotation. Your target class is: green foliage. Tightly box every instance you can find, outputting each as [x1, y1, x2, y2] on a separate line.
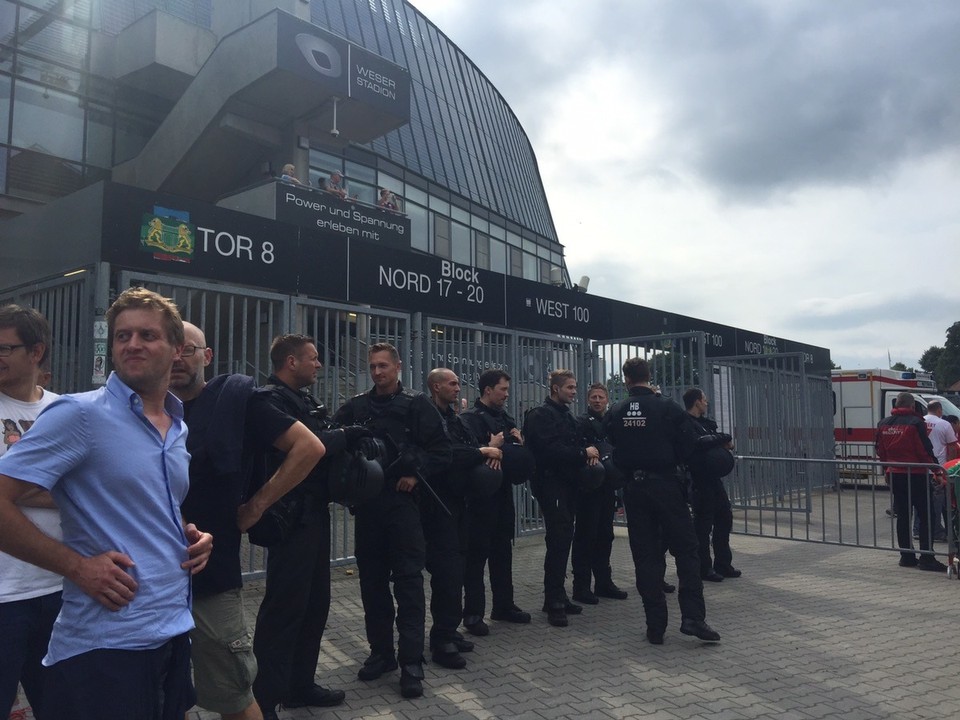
[935, 322, 960, 389]
[919, 346, 944, 374]
[890, 361, 907, 371]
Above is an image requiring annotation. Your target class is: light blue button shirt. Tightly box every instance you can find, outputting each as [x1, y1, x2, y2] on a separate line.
[0, 372, 194, 664]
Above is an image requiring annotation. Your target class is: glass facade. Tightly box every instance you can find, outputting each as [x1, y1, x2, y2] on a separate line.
[0, 0, 568, 284]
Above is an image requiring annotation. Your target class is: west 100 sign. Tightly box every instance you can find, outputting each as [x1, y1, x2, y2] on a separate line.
[348, 240, 505, 323]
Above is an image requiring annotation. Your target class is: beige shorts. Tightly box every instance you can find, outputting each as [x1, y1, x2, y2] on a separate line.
[190, 589, 258, 714]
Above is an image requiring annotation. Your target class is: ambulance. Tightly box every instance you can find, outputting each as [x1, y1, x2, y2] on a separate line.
[832, 368, 960, 461]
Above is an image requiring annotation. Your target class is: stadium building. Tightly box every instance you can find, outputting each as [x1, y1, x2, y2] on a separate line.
[0, 0, 832, 475]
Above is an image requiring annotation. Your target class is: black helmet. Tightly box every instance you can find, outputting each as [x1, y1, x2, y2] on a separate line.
[327, 438, 386, 507]
[601, 455, 625, 490]
[501, 443, 536, 486]
[578, 461, 605, 492]
[465, 462, 503, 498]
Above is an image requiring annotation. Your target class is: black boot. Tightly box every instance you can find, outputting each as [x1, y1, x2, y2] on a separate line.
[399, 661, 425, 698]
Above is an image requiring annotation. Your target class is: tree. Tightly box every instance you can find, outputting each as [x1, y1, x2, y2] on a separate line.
[935, 322, 960, 389]
[890, 361, 907, 371]
[919, 345, 944, 374]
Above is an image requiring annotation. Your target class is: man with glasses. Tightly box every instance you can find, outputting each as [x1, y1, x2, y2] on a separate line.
[171, 324, 327, 720]
[0, 305, 60, 720]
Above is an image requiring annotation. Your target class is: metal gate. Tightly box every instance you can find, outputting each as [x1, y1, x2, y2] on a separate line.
[424, 318, 588, 535]
[293, 298, 410, 563]
[590, 332, 708, 405]
[709, 352, 834, 518]
[591, 334, 834, 518]
[1, 272, 94, 394]
[121, 272, 289, 383]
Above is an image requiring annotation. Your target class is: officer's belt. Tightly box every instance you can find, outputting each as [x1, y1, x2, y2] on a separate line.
[631, 469, 676, 483]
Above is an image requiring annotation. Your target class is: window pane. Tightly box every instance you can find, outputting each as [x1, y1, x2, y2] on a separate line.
[11, 82, 83, 161]
[509, 246, 522, 277]
[429, 195, 449, 214]
[349, 179, 376, 205]
[0, 75, 9, 142]
[407, 201, 428, 252]
[344, 160, 376, 184]
[434, 214, 450, 258]
[378, 172, 403, 194]
[522, 251, 537, 280]
[451, 220, 470, 265]
[405, 184, 427, 205]
[475, 232, 490, 270]
[489, 238, 505, 274]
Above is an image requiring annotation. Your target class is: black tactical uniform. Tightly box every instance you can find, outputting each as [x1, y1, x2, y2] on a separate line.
[603, 386, 719, 643]
[574, 408, 625, 599]
[687, 414, 736, 578]
[459, 399, 530, 628]
[333, 384, 451, 689]
[524, 397, 591, 617]
[252, 375, 348, 712]
[427, 404, 489, 663]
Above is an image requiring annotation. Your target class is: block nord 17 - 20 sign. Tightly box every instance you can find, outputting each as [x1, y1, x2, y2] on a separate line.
[348, 240, 505, 324]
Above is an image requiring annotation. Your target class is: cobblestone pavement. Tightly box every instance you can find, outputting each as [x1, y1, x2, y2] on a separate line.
[177, 530, 959, 720]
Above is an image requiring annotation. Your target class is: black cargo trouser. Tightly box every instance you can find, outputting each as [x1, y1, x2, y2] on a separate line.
[689, 475, 734, 575]
[623, 471, 705, 634]
[354, 489, 426, 664]
[572, 483, 618, 590]
[463, 479, 517, 618]
[253, 504, 331, 708]
[421, 488, 465, 648]
[531, 474, 577, 605]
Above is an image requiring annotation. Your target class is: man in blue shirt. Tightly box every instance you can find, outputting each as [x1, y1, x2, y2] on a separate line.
[0, 287, 213, 720]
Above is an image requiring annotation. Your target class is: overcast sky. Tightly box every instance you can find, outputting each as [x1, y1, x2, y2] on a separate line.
[407, 0, 960, 371]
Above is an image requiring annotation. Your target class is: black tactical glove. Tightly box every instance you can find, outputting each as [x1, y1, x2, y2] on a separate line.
[341, 425, 373, 448]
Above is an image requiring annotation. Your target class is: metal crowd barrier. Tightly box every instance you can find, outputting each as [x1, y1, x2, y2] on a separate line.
[240, 456, 954, 581]
[728, 455, 951, 564]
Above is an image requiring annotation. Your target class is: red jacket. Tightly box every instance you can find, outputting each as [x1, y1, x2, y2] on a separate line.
[875, 408, 937, 473]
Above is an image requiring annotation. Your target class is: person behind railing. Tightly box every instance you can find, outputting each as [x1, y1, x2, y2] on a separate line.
[918, 401, 958, 542]
[876, 391, 947, 572]
[377, 187, 399, 211]
[683, 387, 740, 583]
[279, 163, 307, 187]
[322, 170, 348, 200]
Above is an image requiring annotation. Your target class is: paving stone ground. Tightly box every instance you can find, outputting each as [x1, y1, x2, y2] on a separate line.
[178, 530, 960, 720]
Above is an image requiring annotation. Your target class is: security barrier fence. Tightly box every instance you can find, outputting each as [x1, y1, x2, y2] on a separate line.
[727, 457, 953, 567]
[9, 272, 850, 577]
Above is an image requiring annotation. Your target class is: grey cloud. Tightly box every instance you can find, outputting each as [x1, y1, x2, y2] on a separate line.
[779, 293, 956, 335]
[424, 1, 960, 200]
[604, 2, 960, 198]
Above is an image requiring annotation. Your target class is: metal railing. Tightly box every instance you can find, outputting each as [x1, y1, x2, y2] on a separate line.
[728, 455, 950, 561]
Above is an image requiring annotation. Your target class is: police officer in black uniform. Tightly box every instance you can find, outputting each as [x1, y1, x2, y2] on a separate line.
[603, 358, 721, 645]
[251, 334, 365, 719]
[459, 369, 532, 635]
[333, 343, 451, 699]
[425, 368, 502, 665]
[683, 387, 740, 582]
[573, 383, 628, 603]
[524, 369, 599, 627]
